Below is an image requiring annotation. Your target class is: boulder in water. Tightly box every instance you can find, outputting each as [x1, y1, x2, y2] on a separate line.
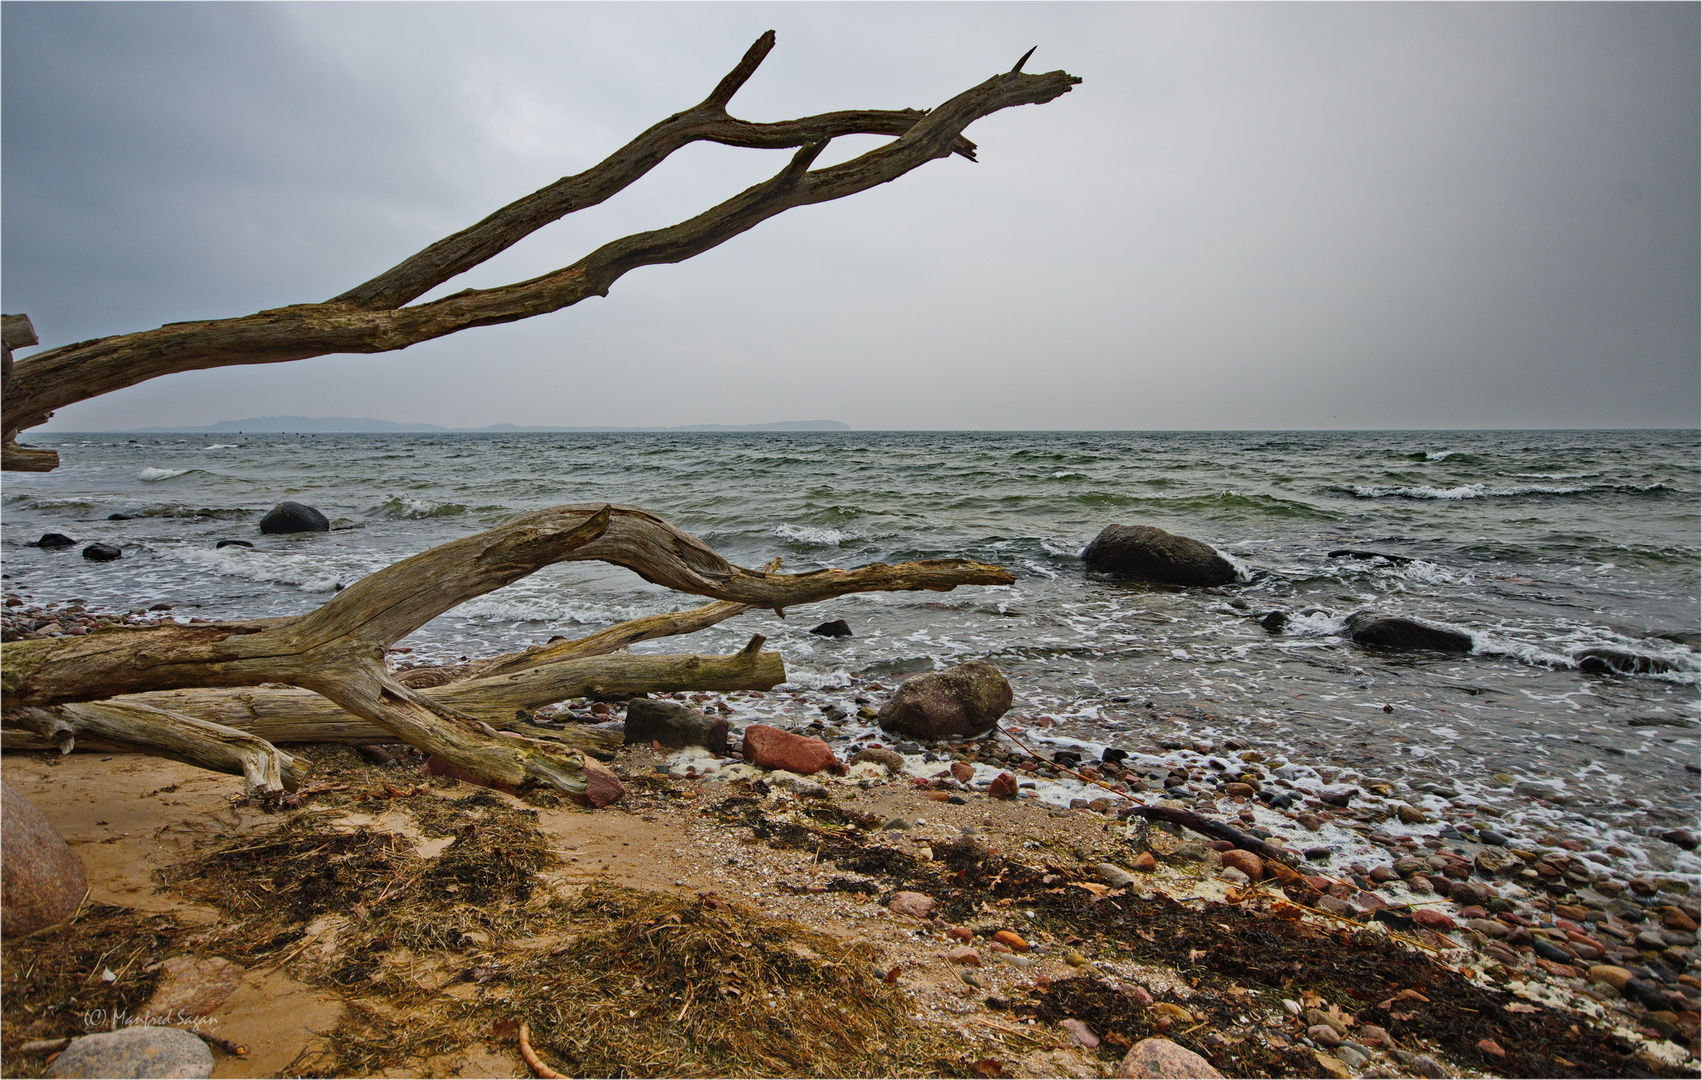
[623, 698, 729, 752]
[1574, 648, 1677, 676]
[877, 660, 1012, 740]
[809, 619, 853, 638]
[1081, 525, 1239, 586]
[215, 539, 254, 549]
[258, 501, 329, 534]
[43, 1026, 213, 1079]
[1258, 610, 1289, 633]
[1345, 612, 1471, 653]
[2, 780, 88, 937]
[81, 542, 122, 562]
[34, 533, 75, 549]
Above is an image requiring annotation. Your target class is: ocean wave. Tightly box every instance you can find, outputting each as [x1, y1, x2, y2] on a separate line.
[130, 504, 253, 521]
[168, 545, 350, 593]
[201, 443, 241, 450]
[1341, 482, 1673, 501]
[772, 523, 847, 547]
[370, 495, 469, 520]
[137, 467, 190, 481]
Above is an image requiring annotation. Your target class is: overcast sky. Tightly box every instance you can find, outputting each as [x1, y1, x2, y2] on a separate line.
[5, 2, 1697, 431]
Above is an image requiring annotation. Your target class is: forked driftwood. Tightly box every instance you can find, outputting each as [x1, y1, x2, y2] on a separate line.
[3, 505, 1014, 797]
[1, 33, 1078, 468]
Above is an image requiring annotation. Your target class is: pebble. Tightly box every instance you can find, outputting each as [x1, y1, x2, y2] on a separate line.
[44, 1027, 212, 1079]
[1063, 948, 1090, 967]
[1307, 1024, 1343, 1048]
[1411, 909, 1457, 931]
[1113, 1037, 1224, 1079]
[888, 892, 936, 918]
[1059, 1019, 1100, 1048]
[992, 930, 1029, 953]
[1475, 1037, 1505, 1058]
[1131, 852, 1158, 873]
[1219, 849, 1264, 881]
[1096, 862, 1138, 888]
[946, 946, 981, 967]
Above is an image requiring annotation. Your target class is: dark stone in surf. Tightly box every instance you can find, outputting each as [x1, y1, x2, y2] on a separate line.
[1574, 648, 1678, 676]
[81, 542, 122, 562]
[1345, 612, 1472, 653]
[877, 660, 1013, 740]
[1081, 524, 1239, 586]
[107, 513, 134, 520]
[216, 539, 254, 549]
[33, 533, 75, 549]
[1259, 610, 1289, 633]
[623, 698, 729, 752]
[1328, 549, 1413, 565]
[809, 619, 853, 638]
[259, 501, 329, 534]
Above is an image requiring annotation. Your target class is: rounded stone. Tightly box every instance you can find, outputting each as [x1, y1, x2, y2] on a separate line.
[2, 780, 88, 938]
[1081, 524, 1239, 586]
[258, 501, 330, 534]
[81, 542, 122, 562]
[876, 661, 1012, 740]
[1114, 1037, 1224, 1079]
[44, 1026, 212, 1079]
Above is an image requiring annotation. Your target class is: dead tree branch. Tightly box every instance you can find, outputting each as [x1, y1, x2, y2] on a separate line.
[3, 35, 1077, 467]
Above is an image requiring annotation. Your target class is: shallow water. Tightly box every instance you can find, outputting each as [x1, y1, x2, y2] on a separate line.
[5, 429, 1698, 875]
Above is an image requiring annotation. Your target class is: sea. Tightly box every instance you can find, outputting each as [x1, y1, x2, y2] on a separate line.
[4, 429, 1699, 878]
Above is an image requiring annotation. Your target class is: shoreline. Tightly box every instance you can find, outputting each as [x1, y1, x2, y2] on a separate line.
[3, 616, 1699, 1077]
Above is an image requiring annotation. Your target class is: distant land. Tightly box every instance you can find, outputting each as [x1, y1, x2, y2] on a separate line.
[114, 416, 852, 434]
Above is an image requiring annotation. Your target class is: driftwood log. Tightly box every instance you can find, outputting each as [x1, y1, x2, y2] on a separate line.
[3, 504, 1014, 796]
[1, 33, 1077, 469]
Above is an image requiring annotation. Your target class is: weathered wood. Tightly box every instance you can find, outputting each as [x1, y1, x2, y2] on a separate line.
[3, 36, 1076, 456]
[1, 314, 55, 471]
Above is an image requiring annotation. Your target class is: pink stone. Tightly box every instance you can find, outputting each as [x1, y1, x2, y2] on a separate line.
[2, 780, 88, 937]
[576, 757, 626, 808]
[1059, 1019, 1100, 1048]
[946, 946, 982, 966]
[741, 724, 840, 776]
[1412, 908, 1458, 931]
[888, 891, 937, 918]
[1114, 1037, 1224, 1079]
[143, 955, 244, 1019]
[1219, 849, 1264, 881]
[988, 772, 1019, 799]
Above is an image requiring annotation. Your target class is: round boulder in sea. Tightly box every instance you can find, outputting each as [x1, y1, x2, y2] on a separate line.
[258, 501, 329, 534]
[1081, 524, 1239, 586]
[1344, 612, 1471, 653]
[876, 660, 1012, 741]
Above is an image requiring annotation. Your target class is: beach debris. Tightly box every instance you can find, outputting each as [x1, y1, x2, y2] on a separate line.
[623, 698, 729, 752]
[258, 500, 329, 534]
[741, 724, 840, 775]
[141, 955, 244, 1019]
[1111, 1036, 1224, 1079]
[81, 542, 122, 562]
[1344, 612, 1472, 653]
[809, 619, 853, 637]
[876, 660, 1013, 740]
[1, 780, 88, 938]
[43, 1026, 213, 1079]
[1080, 524, 1239, 586]
[518, 1021, 568, 1079]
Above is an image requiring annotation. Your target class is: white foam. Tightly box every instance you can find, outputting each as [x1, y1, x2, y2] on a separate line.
[771, 523, 847, 547]
[201, 444, 240, 450]
[167, 545, 346, 592]
[137, 467, 188, 481]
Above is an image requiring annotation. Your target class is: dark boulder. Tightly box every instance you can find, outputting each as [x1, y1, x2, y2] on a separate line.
[1574, 648, 1678, 676]
[107, 513, 133, 521]
[34, 533, 75, 549]
[876, 660, 1012, 741]
[809, 619, 853, 638]
[215, 539, 254, 549]
[1081, 525, 1239, 586]
[258, 501, 329, 534]
[81, 543, 122, 562]
[623, 698, 730, 752]
[1258, 610, 1289, 633]
[2, 780, 88, 938]
[1345, 612, 1472, 653]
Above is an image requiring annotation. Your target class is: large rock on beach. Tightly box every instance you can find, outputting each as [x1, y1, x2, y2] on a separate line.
[741, 724, 839, 775]
[258, 500, 329, 534]
[1344, 612, 1472, 653]
[1081, 525, 1239, 586]
[623, 698, 729, 752]
[1113, 1037, 1224, 1079]
[876, 660, 1012, 740]
[571, 758, 627, 808]
[2, 779, 88, 937]
[44, 1026, 213, 1079]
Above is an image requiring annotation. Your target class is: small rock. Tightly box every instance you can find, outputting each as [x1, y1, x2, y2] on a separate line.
[142, 955, 244, 1019]
[1474, 848, 1519, 876]
[44, 1026, 213, 1079]
[1219, 849, 1264, 881]
[1308, 1024, 1343, 1048]
[1113, 1037, 1224, 1079]
[1259, 611, 1289, 633]
[258, 500, 330, 534]
[1096, 863, 1137, 888]
[1222, 782, 1256, 799]
[849, 747, 907, 774]
[888, 891, 936, 918]
[877, 660, 1013, 740]
[809, 619, 853, 638]
[992, 930, 1029, 952]
[882, 817, 912, 831]
[946, 946, 982, 966]
[1064, 948, 1089, 967]
[1412, 909, 1458, 931]
[2, 780, 89, 937]
[1131, 852, 1157, 873]
[1659, 829, 1699, 851]
[1058, 1019, 1100, 1048]
[34, 533, 75, 549]
[988, 772, 1019, 799]
[1335, 1045, 1369, 1069]
[1357, 1024, 1392, 1049]
[573, 757, 626, 808]
[215, 539, 254, 549]
[81, 542, 122, 562]
[950, 761, 975, 783]
[1662, 906, 1700, 932]
[742, 724, 840, 775]
[1476, 1038, 1505, 1059]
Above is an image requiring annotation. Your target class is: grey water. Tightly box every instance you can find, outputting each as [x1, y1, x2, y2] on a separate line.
[5, 429, 1698, 872]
